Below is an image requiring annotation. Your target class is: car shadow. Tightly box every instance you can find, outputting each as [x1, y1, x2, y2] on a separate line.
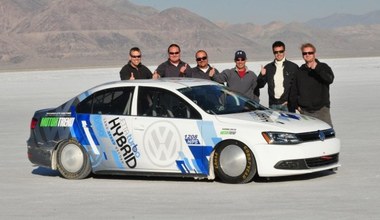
[31, 166, 338, 184]
[31, 166, 212, 183]
[32, 166, 60, 177]
[92, 174, 213, 183]
[253, 169, 338, 183]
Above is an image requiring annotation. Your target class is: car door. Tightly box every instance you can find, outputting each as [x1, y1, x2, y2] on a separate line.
[75, 86, 136, 172]
[132, 86, 211, 175]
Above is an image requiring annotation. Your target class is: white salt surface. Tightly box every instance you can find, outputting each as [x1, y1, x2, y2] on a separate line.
[1, 57, 379, 219]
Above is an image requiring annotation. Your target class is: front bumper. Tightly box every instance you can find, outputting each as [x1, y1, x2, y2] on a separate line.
[253, 138, 341, 177]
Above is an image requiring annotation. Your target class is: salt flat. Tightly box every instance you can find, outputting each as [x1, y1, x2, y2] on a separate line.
[1, 57, 379, 219]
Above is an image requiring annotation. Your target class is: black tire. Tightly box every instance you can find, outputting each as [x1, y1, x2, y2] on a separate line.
[56, 139, 92, 179]
[213, 140, 256, 184]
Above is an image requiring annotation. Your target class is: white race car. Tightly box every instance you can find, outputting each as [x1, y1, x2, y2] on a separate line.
[27, 78, 340, 184]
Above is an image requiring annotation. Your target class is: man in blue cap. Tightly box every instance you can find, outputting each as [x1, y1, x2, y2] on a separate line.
[212, 50, 259, 102]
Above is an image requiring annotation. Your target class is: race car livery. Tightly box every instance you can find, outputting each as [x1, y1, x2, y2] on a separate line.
[27, 78, 340, 183]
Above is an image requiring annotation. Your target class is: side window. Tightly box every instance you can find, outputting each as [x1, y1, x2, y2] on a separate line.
[137, 87, 201, 119]
[76, 87, 134, 115]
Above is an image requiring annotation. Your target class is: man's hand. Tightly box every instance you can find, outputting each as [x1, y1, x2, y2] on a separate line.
[152, 71, 160, 79]
[260, 65, 266, 76]
[130, 72, 135, 80]
[209, 67, 215, 77]
[180, 64, 188, 75]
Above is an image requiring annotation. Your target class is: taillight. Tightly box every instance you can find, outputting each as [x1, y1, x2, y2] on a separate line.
[30, 118, 38, 129]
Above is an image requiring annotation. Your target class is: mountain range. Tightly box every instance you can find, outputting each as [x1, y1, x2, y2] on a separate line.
[1, 0, 380, 71]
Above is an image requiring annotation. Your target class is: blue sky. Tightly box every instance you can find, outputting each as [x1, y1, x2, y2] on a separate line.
[130, 0, 380, 24]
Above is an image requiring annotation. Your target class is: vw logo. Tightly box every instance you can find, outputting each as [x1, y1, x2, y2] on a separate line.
[319, 130, 326, 141]
[143, 121, 182, 167]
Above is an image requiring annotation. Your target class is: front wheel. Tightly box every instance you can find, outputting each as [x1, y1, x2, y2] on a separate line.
[56, 139, 92, 179]
[213, 140, 256, 184]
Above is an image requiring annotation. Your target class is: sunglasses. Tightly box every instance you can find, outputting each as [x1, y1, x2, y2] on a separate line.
[302, 51, 315, 55]
[169, 52, 180, 55]
[273, 50, 285, 54]
[130, 55, 141, 58]
[235, 58, 246, 62]
[196, 56, 207, 61]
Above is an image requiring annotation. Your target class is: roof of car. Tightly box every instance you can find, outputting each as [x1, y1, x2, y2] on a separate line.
[88, 77, 219, 93]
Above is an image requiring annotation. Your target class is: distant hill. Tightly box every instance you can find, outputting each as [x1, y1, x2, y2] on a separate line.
[306, 10, 380, 28]
[1, 0, 380, 71]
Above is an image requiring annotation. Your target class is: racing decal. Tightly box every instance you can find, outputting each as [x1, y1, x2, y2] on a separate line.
[197, 121, 222, 146]
[185, 134, 200, 144]
[70, 112, 105, 168]
[45, 112, 72, 117]
[220, 128, 236, 135]
[278, 112, 301, 121]
[40, 117, 75, 127]
[81, 120, 100, 155]
[176, 146, 213, 175]
[176, 152, 192, 173]
[143, 120, 182, 167]
[105, 117, 139, 169]
[250, 111, 273, 122]
[250, 111, 302, 123]
[36, 112, 75, 143]
[71, 113, 87, 145]
[175, 121, 221, 175]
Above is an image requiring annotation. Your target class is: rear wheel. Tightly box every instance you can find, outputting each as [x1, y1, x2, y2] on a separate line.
[213, 140, 256, 184]
[56, 139, 92, 179]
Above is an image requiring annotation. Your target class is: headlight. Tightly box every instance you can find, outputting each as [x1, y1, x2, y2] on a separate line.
[262, 132, 301, 144]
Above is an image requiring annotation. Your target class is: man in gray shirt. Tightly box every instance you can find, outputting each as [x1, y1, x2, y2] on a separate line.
[154, 44, 190, 78]
[212, 50, 259, 102]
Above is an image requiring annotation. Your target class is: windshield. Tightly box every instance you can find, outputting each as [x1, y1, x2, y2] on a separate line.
[179, 85, 267, 115]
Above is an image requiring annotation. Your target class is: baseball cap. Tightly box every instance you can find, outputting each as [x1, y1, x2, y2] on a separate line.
[234, 50, 246, 60]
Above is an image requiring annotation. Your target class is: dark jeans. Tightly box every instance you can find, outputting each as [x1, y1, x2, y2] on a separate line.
[269, 104, 288, 112]
[300, 106, 333, 127]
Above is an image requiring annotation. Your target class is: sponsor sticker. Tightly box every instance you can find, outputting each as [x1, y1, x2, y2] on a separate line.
[40, 117, 75, 127]
[220, 128, 236, 135]
[185, 134, 200, 144]
[105, 117, 139, 168]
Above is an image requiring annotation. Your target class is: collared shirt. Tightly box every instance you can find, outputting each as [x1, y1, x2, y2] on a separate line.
[156, 60, 190, 77]
[187, 64, 220, 80]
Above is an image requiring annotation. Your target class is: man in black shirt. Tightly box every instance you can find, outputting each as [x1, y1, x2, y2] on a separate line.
[119, 47, 152, 80]
[290, 43, 334, 127]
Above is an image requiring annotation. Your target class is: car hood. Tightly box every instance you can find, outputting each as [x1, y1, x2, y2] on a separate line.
[214, 110, 331, 133]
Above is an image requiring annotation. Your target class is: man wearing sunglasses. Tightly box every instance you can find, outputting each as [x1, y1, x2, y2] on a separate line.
[256, 41, 299, 112]
[120, 47, 152, 80]
[154, 43, 190, 78]
[213, 50, 259, 102]
[290, 43, 335, 127]
[187, 50, 219, 80]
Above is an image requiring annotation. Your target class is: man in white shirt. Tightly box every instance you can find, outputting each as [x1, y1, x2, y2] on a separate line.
[256, 41, 299, 112]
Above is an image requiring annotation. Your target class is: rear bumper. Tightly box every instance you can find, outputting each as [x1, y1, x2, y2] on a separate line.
[27, 138, 54, 168]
